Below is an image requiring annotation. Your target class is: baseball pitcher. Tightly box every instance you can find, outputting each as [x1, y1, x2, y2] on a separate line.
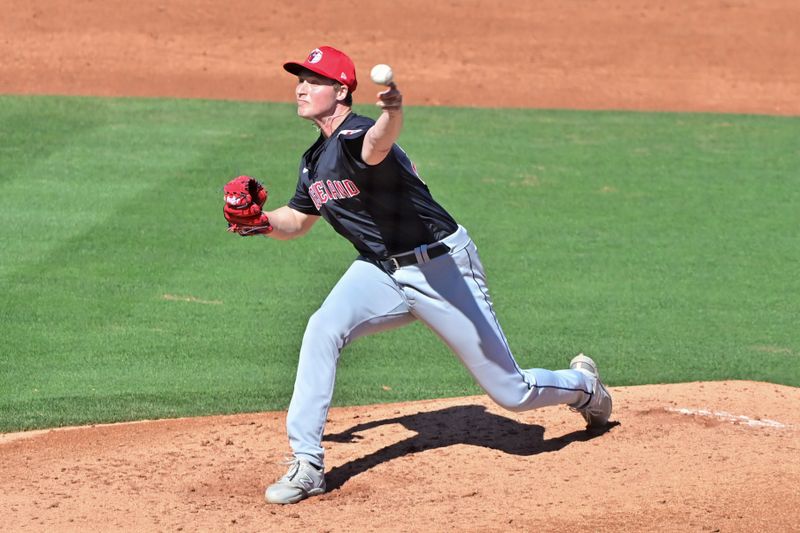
[222, 45, 612, 505]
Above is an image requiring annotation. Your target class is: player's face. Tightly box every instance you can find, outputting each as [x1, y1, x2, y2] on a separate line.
[295, 72, 344, 119]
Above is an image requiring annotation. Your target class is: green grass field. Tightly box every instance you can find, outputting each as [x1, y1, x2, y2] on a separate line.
[1, 95, 798, 432]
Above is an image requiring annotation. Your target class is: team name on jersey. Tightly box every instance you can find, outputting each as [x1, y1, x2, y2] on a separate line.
[308, 179, 361, 210]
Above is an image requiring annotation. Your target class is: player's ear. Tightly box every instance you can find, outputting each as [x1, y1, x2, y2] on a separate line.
[335, 83, 350, 103]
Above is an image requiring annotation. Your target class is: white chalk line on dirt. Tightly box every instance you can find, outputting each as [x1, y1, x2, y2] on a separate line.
[666, 407, 789, 429]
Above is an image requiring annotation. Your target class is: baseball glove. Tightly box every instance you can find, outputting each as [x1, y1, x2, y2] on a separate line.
[223, 176, 273, 236]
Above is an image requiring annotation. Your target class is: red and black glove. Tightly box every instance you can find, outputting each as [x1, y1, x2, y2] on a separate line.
[223, 176, 273, 236]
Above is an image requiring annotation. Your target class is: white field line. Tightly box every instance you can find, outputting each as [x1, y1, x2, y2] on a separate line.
[665, 407, 789, 429]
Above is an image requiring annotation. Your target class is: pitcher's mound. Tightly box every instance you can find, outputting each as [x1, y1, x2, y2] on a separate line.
[1, 381, 798, 531]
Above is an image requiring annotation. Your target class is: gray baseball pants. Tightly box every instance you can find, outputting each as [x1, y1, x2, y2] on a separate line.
[286, 225, 595, 467]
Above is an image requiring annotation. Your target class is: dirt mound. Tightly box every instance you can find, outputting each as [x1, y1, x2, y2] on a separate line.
[2, 381, 798, 531]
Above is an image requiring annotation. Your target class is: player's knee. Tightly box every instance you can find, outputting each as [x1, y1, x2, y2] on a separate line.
[495, 398, 527, 413]
[304, 308, 349, 349]
[487, 391, 528, 413]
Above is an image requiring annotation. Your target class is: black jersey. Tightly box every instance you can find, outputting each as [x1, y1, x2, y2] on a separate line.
[288, 113, 458, 260]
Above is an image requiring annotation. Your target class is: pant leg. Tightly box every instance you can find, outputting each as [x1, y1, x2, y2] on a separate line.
[287, 259, 415, 467]
[393, 226, 593, 412]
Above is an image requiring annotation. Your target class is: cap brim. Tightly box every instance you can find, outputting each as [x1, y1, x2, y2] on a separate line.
[283, 62, 305, 75]
[283, 60, 356, 92]
[283, 62, 334, 81]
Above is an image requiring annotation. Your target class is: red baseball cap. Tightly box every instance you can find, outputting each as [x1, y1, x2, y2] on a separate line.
[283, 46, 358, 93]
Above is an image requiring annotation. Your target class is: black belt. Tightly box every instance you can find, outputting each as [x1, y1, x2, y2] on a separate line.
[379, 242, 451, 272]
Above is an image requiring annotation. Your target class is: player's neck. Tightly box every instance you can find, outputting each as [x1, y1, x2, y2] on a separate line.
[315, 106, 352, 138]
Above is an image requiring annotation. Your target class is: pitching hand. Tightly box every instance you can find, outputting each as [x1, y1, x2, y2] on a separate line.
[377, 83, 402, 111]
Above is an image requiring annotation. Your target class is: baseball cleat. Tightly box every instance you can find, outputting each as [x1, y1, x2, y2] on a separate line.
[569, 353, 613, 428]
[265, 457, 326, 504]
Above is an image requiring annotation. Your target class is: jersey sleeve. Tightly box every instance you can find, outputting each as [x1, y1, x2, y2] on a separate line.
[287, 175, 320, 215]
[337, 123, 371, 169]
[338, 118, 407, 172]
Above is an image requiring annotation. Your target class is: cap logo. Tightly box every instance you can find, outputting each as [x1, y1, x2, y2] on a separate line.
[340, 73, 347, 80]
[307, 48, 323, 64]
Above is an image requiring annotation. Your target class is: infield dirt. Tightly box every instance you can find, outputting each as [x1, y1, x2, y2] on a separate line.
[2, 0, 799, 531]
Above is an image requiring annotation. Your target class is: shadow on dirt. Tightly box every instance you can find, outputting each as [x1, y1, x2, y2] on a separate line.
[323, 404, 619, 491]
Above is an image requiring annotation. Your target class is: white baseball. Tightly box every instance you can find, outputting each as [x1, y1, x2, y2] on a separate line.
[370, 64, 394, 85]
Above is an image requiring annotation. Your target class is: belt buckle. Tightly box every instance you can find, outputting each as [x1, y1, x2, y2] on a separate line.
[389, 256, 401, 270]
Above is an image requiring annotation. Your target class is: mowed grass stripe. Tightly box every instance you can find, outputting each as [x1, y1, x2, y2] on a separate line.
[406, 108, 799, 384]
[1, 97, 328, 424]
[0, 95, 798, 431]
